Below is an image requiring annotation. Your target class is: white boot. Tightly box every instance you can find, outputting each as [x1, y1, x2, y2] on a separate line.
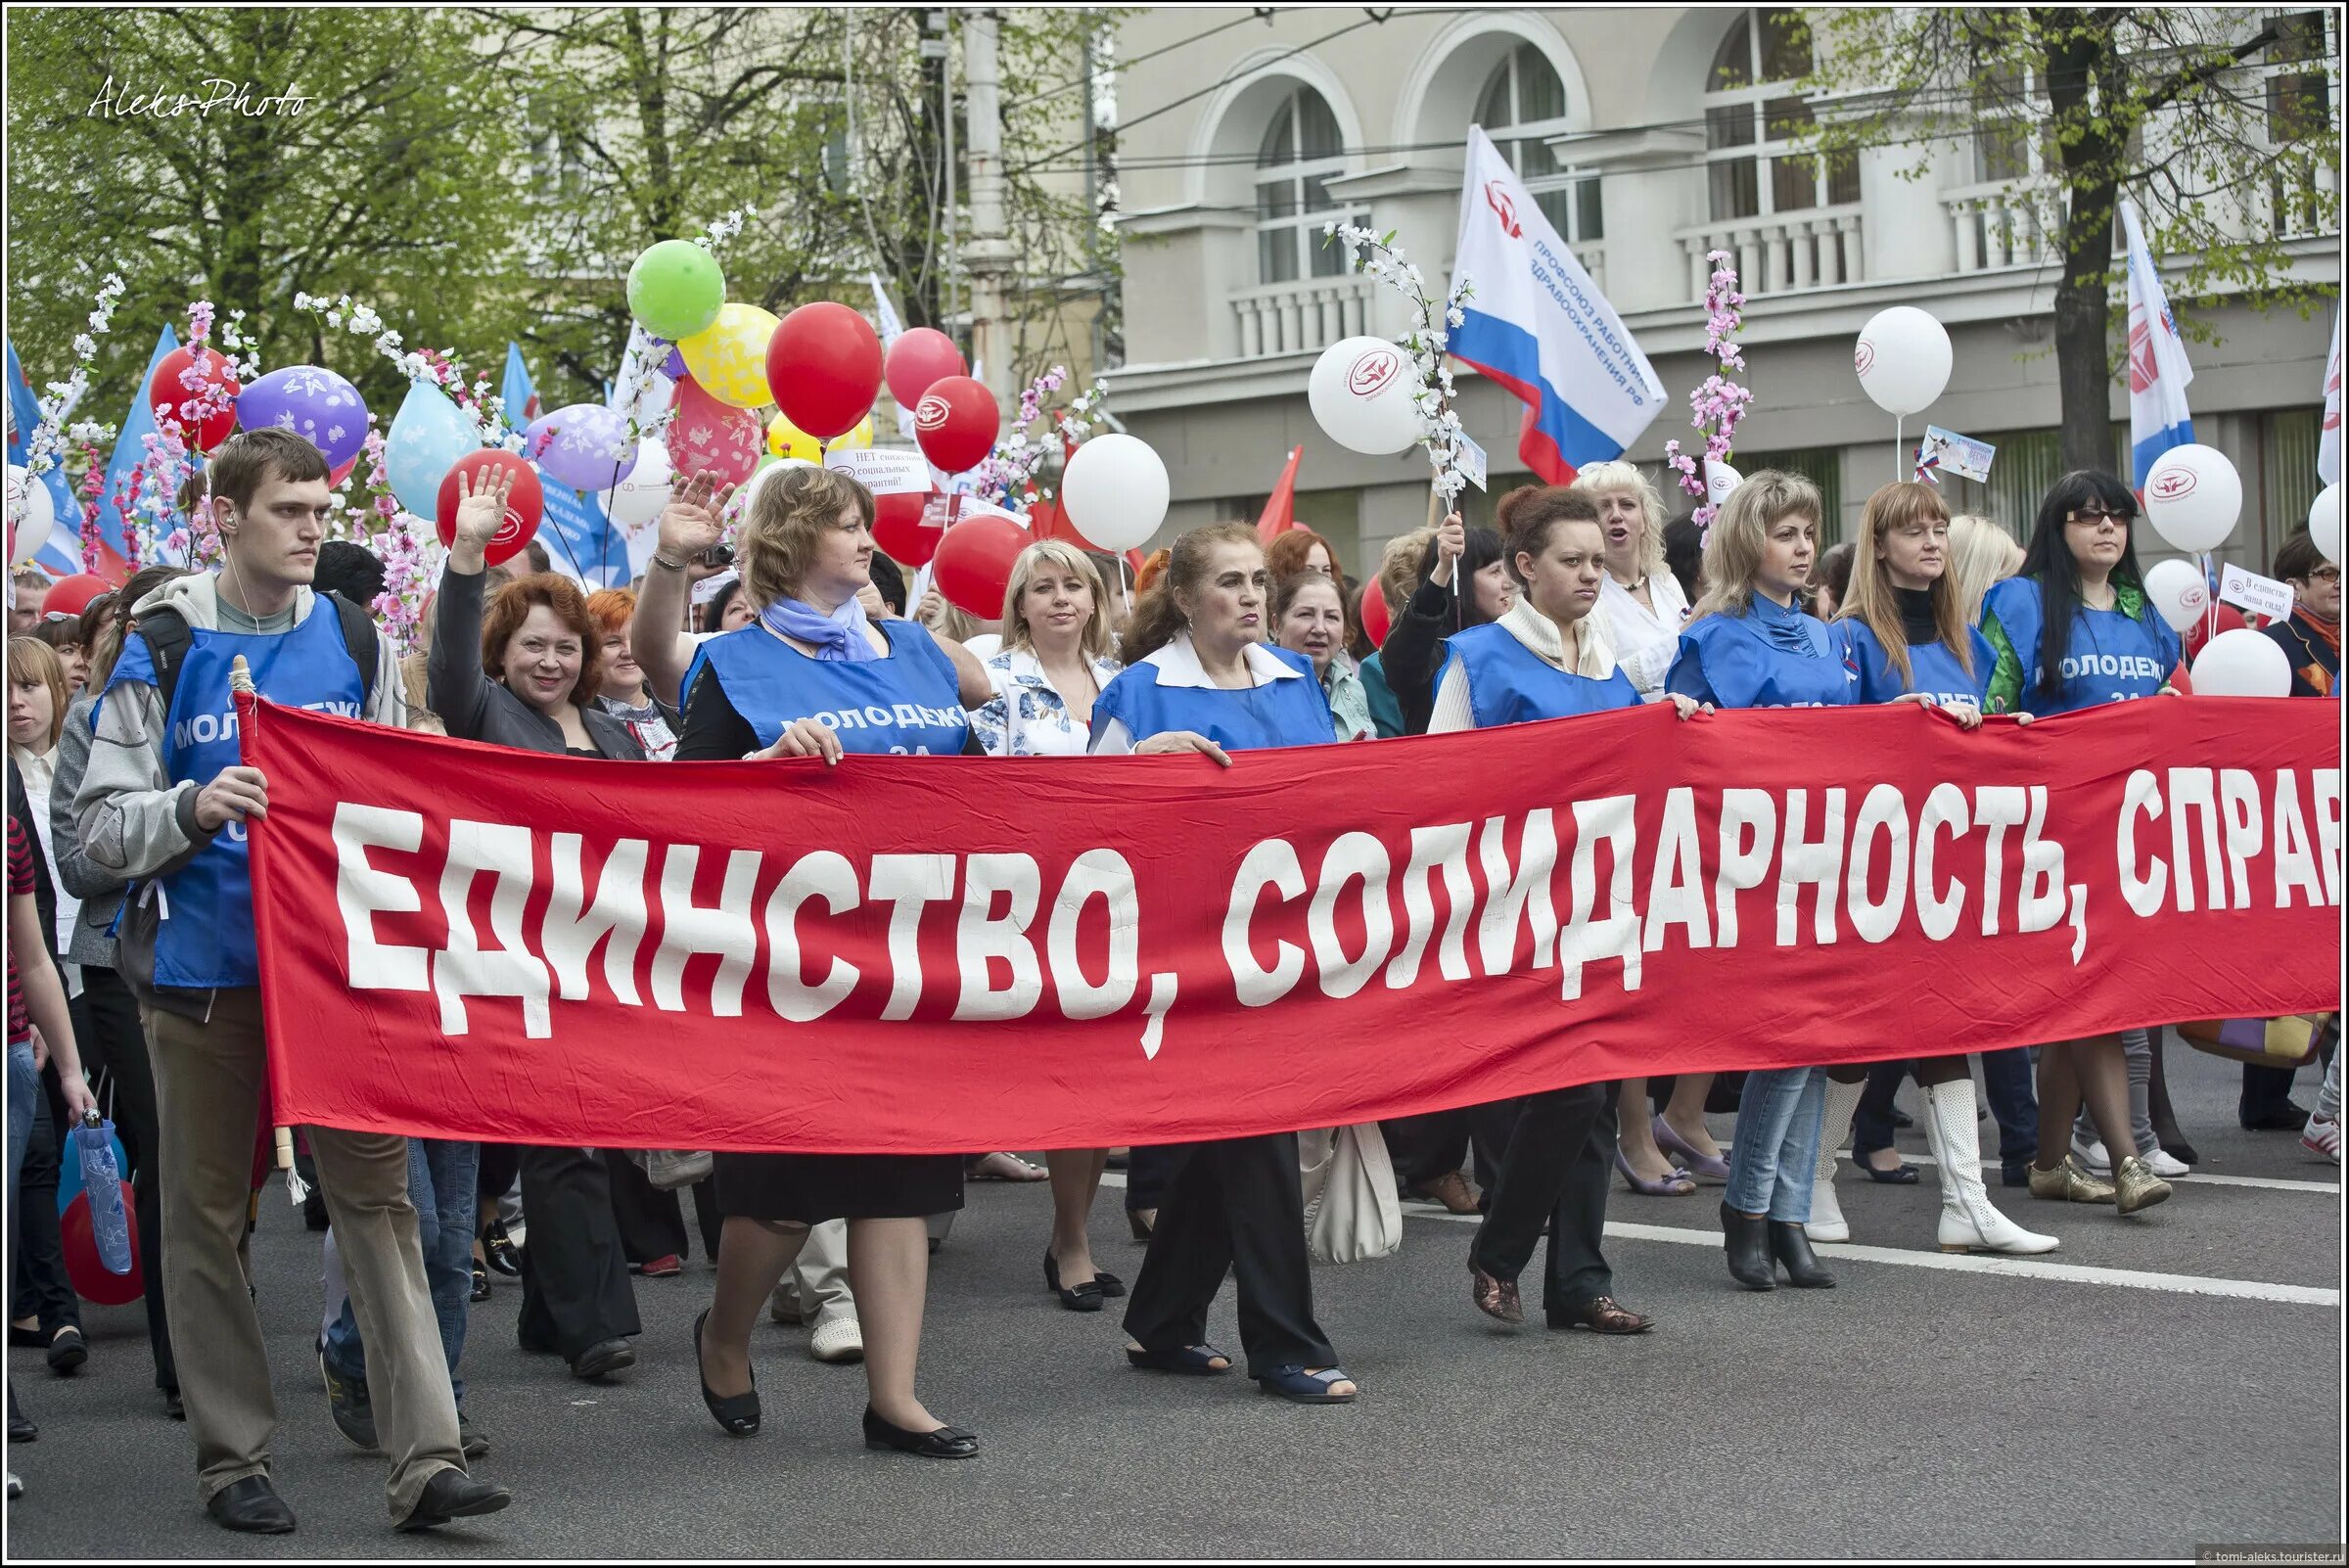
[1923, 1079, 2058, 1255]
[1807, 1075, 1866, 1243]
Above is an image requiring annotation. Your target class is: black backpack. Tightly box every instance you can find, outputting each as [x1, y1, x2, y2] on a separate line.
[132, 589, 381, 715]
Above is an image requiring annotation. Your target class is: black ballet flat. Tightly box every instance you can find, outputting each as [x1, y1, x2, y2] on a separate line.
[862, 1405, 978, 1459]
[693, 1310, 760, 1438]
[1092, 1268, 1125, 1298]
[1042, 1251, 1107, 1312]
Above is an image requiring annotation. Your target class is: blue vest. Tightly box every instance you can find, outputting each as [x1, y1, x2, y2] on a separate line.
[1090, 645, 1335, 753]
[1441, 623, 1639, 729]
[1836, 620, 1996, 707]
[683, 620, 970, 755]
[102, 603, 367, 989]
[1984, 576, 2181, 716]
[1665, 602, 1856, 710]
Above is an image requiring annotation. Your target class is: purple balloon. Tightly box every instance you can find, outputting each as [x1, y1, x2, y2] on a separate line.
[662, 345, 688, 380]
[525, 402, 639, 491]
[235, 366, 370, 470]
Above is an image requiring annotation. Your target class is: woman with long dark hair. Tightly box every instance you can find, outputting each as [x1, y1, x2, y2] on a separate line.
[1979, 471, 2182, 1218]
[1089, 523, 1358, 1406]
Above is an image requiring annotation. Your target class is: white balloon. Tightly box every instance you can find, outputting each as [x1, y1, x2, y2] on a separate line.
[1704, 459, 1743, 507]
[2310, 483, 2341, 567]
[2141, 558, 2210, 633]
[7, 465, 56, 569]
[1308, 336, 1421, 456]
[1060, 433, 1170, 552]
[2189, 625, 2290, 698]
[599, 439, 673, 533]
[1854, 306, 1953, 417]
[2141, 442, 2241, 554]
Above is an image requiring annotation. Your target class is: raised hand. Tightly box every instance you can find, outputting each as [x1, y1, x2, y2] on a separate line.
[658, 470, 737, 576]
[450, 466, 517, 563]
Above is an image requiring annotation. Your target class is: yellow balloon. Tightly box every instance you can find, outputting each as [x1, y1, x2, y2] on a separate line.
[679, 301, 780, 409]
[767, 411, 871, 461]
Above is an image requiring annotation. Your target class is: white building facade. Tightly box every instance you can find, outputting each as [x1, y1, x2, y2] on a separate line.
[1106, 6, 2340, 576]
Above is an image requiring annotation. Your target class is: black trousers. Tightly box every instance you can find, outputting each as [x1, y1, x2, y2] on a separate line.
[1122, 1132, 1336, 1378]
[1125, 1145, 1176, 1214]
[516, 1145, 640, 1360]
[1468, 1082, 1618, 1314]
[1380, 1108, 1502, 1192]
[478, 1142, 522, 1222]
[601, 1151, 721, 1264]
[11, 1084, 79, 1336]
[72, 966, 173, 1391]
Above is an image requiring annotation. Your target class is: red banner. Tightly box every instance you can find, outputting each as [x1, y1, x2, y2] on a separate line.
[237, 693, 2341, 1153]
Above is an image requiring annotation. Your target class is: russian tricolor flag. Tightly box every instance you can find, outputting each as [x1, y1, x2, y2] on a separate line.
[6, 339, 102, 579]
[2120, 199, 2194, 489]
[1447, 126, 1664, 485]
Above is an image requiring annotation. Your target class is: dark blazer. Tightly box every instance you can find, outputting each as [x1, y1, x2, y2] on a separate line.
[428, 566, 646, 760]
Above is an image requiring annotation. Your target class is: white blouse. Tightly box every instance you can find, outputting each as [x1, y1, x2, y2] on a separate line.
[1599, 571, 1690, 698]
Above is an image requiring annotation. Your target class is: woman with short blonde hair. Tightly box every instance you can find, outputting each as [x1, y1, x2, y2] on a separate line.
[1573, 460, 1685, 698]
[1945, 514, 2023, 626]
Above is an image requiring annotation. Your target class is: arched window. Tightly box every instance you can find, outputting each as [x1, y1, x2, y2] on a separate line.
[1256, 86, 1357, 284]
[1475, 42, 1601, 245]
[1702, 9, 1856, 222]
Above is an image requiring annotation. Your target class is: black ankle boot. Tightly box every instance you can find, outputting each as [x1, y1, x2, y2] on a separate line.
[1768, 1221, 1836, 1288]
[1720, 1201, 1775, 1291]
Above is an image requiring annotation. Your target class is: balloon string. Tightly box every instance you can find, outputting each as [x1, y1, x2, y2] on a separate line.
[1894, 414, 1904, 483]
[2201, 550, 2217, 651]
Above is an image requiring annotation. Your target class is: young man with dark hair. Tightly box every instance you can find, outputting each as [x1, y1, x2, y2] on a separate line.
[74, 428, 511, 1535]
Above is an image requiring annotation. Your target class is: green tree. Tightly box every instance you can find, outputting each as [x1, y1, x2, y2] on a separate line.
[4, 8, 533, 416]
[1800, 8, 2340, 471]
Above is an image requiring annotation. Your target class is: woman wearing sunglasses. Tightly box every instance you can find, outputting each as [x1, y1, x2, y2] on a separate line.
[1979, 470, 2183, 1219]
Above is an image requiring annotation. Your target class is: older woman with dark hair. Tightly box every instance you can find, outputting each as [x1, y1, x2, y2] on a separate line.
[668, 465, 978, 1459]
[406, 470, 645, 1405]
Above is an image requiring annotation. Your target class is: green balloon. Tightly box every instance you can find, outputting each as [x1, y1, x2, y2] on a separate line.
[626, 240, 725, 341]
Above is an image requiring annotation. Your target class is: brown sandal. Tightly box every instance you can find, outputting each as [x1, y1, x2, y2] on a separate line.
[1552, 1295, 1653, 1334]
[1469, 1263, 1523, 1324]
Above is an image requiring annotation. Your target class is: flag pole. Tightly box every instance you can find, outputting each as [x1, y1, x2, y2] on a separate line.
[230, 654, 296, 1178]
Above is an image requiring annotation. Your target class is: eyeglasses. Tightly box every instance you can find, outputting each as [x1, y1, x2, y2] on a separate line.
[2308, 565, 2341, 584]
[2064, 508, 2133, 530]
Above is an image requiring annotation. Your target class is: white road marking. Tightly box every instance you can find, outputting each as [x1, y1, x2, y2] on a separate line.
[1833, 1149, 2340, 1196]
[1399, 1203, 2340, 1306]
[1097, 1167, 2338, 1304]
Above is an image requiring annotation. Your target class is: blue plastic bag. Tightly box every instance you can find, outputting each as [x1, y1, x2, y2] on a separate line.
[67, 1114, 133, 1274]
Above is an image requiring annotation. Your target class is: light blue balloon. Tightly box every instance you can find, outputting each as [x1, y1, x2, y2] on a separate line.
[384, 382, 480, 517]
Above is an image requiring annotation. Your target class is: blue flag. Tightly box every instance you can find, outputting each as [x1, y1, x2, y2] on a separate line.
[6, 340, 86, 576]
[503, 342, 626, 585]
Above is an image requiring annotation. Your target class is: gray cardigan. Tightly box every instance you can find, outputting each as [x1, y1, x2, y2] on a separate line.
[428, 566, 645, 760]
[49, 693, 126, 968]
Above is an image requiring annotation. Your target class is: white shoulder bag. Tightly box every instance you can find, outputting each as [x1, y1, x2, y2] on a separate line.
[1298, 1124, 1403, 1265]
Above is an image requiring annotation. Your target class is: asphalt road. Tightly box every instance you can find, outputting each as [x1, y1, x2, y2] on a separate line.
[6, 1043, 2340, 1560]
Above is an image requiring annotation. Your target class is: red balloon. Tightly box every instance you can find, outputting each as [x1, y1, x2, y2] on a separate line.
[330, 453, 360, 487]
[1359, 579, 1392, 647]
[60, 1186, 144, 1307]
[933, 507, 1029, 617]
[883, 327, 967, 411]
[873, 488, 944, 568]
[911, 376, 999, 475]
[435, 449, 545, 566]
[665, 377, 763, 486]
[149, 346, 241, 451]
[40, 573, 111, 620]
[765, 302, 883, 440]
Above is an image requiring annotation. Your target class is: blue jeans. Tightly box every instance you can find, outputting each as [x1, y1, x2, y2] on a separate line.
[324, 1138, 479, 1405]
[1725, 1067, 1825, 1222]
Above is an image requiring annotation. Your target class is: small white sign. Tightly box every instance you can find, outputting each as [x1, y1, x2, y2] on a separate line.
[1919, 425, 1996, 483]
[2218, 562, 2294, 622]
[827, 446, 930, 496]
[1453, 432, 1489, 492]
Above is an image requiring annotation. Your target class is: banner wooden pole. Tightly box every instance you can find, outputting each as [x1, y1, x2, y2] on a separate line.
[230, 655, 296, 1176]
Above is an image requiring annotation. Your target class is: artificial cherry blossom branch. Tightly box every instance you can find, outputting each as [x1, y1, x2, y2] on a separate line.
[1661, 250, 1751, 534]
[1323, 220, 1476, 503]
